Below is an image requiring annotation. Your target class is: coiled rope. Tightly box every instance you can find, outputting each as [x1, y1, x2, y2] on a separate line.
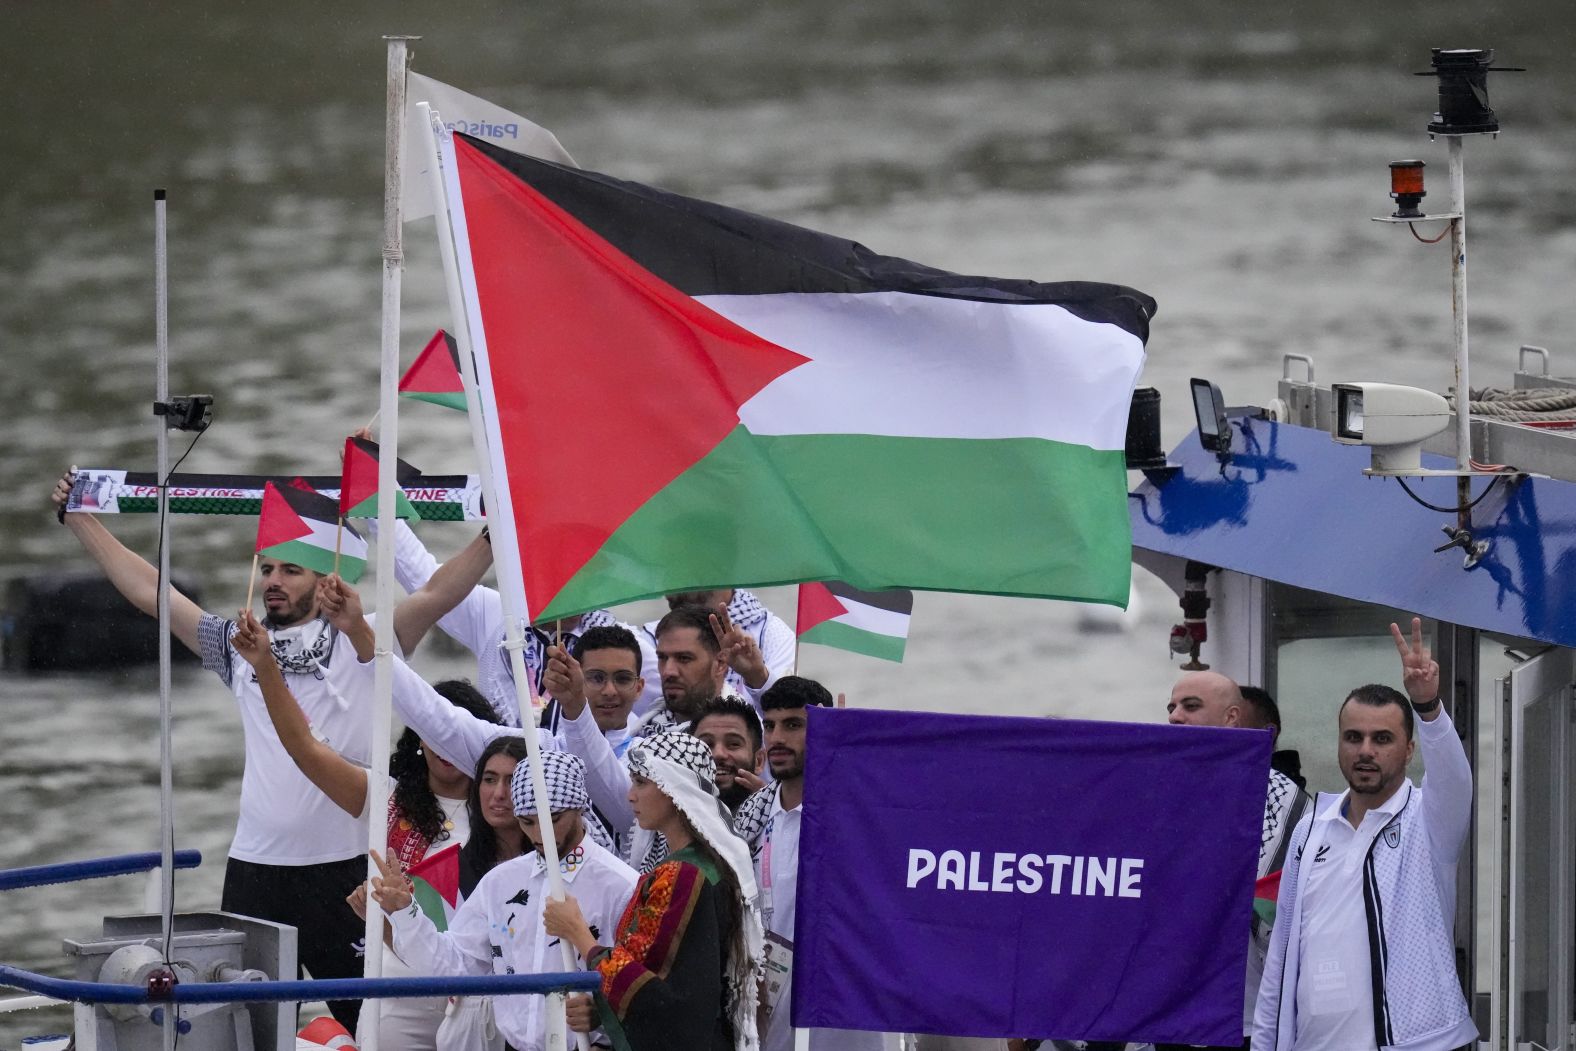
[1452, 387, 1576, 422]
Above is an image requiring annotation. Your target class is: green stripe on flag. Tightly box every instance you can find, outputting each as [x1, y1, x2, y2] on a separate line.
[259, 538, 366, 582]
[798, 619, 908, 662]
[411, 876, 454, 932]
[540, 426, 1132, 619]
[346, 489, 422, 521]
[401, 390, 468, 412]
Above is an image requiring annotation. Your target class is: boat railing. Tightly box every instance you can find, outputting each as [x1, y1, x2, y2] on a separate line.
[0, 850, 597, 1015]
[0, 850, 202, 891]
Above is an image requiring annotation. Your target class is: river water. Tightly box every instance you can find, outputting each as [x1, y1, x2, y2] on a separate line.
[3, 0, 1575, 1042]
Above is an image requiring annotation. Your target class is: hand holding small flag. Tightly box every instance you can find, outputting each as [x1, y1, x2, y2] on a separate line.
[230, 610, 276, 672]
[316, 574, 375, 661]
[542, 644, 587, 716]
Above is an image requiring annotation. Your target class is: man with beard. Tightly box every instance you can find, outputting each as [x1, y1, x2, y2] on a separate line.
[733, 676, 885, 1051]
[643, 587, 793, 711]
[373, 751, 637, 1051]
[51, 468, 375, 1031]
[1253, 619, 1476, 1051]
[692, 695, 766, 812]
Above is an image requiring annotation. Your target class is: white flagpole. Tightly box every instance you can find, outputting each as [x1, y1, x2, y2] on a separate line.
[361, 34, 417, 1051]
[418, 102, 585, 1051]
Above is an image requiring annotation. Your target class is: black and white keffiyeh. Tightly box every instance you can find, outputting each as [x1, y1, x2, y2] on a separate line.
[626, 731, 764, 1051]
[509, 750, 614, 853]
[726, 589, 770, 631]
[730, 783, 776, 863]
[1259, 769, 1303, 877]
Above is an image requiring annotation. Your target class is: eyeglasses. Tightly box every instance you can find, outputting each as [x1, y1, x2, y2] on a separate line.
[584, 670, 640, 688]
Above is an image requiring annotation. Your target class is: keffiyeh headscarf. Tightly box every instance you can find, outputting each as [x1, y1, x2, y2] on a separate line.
[626, 731, 764, 1051]
[509, 751, 614, 853]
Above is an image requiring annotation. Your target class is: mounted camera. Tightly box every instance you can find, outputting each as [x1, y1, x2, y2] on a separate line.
[152, 394, 214, 432]
[1330, 382, 1450, 474]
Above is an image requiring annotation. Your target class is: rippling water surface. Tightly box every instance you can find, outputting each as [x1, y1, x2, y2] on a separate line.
[3, 1, 1575, 1041]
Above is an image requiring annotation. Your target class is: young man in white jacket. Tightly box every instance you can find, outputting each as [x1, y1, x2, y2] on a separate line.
[373, 751, 637, 1051]
[1252, 618, 1476, 1051]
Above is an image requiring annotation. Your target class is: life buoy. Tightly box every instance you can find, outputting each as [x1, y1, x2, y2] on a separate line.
[297, 1015, 358, 1049]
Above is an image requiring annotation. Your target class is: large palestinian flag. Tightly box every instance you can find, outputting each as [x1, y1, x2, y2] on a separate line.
[442, 133, 1154, 621]
[255, 480, 367, 583]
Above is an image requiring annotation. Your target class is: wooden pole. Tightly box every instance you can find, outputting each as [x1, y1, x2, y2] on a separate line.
[243, 552, 259, 612]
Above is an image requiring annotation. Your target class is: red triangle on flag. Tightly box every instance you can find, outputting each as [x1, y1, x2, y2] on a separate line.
[796, 581, 849, 636]
[399, 330, 465, 397]
[454, 136, 809, 615]
[255, 481, 315, 553]
[340, 438, 378, 517]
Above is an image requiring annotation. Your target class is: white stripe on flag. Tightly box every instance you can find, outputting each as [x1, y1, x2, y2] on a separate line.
[708, 291, 1146, 450]
[403, 73, 576, 223]
[296, 516, 367, 561]
[833, 601, 911, 639]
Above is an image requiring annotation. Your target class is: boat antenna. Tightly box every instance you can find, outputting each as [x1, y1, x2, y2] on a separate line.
[1372, 49, 1523, 532]
[149, 189, 213, 1047]
[152, 186, 177, 1051]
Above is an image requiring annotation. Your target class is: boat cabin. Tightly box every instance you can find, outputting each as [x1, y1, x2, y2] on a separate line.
[1130, 351, 1576, 1051]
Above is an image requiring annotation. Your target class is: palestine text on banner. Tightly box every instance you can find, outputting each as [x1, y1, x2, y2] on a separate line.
[64, 469, 485, 521]
[403, 72, 575, 223]
[793, 708, 1267, 1045]
[256, 480, 367, 583]
[440, 131, 1156, 621]
[796, 581, 913, 662]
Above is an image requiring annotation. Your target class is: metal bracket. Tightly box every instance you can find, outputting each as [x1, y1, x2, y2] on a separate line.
[1370, 212, 1464, 223]
[1282, 353, 1315, 384]
[1519, 345, 1550, 376]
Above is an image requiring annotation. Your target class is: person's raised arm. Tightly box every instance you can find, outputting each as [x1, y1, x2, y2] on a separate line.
[317, 574, 376, 662]
[371, 848, 497, 977]
[52, 467, 204, 654]
[711, 607, 770, 691]
[1391, 617, 1473, 855]
[393, 528, 496, 656]
[550, 644, 635, 832]
[232, 609, 369, 818]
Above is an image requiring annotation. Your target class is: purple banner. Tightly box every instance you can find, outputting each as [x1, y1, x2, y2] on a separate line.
[792, 708, 1268, 1045]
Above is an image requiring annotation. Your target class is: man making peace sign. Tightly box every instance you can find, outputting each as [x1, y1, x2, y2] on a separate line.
[1252, 618, 1477, 1051]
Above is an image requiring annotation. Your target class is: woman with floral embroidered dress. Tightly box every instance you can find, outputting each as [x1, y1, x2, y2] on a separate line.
[543, 730, 765, 1051]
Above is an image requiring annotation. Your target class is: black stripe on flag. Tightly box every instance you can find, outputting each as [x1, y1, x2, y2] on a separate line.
[458, 134, 1156, 341]
[824, 580, 914, 615]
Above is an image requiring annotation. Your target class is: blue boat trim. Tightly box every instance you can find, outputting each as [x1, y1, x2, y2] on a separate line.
[0, 851, 202, 892]
[0, 964, 600, 1005]
[1130, 418, 1576, 647]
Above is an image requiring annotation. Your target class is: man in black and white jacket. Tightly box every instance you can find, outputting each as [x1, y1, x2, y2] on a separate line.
[1252, 617, 1476, 1051]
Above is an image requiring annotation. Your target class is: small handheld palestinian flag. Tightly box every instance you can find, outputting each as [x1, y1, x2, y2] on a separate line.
[406, 843, 462, 931]
[796, 581, 913, 663]
[398, 329, 467, 411]
[255, 480, 367, 583]
[1253, 869, 1282, 931]
[340, 437, 422, 521]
